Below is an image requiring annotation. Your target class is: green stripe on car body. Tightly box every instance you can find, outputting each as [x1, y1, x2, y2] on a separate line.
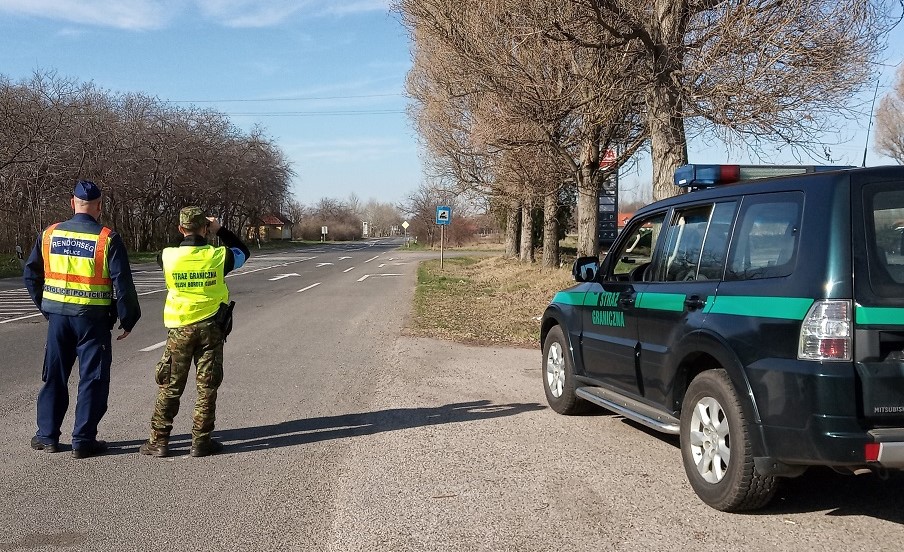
[636, 292, 686, 312]
[856, 306, 904, 325]
[555, 290, 816, 320]
[552, 291, 586, 306]
[704, 295, 813, 320]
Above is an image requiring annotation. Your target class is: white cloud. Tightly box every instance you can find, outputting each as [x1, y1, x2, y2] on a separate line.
[194, 0, 308, 28]
[194, 0, 388, 28]
[0, 0, 179, 30]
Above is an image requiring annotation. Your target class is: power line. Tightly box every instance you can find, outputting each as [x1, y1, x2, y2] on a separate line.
[166, 93, 405, 103]
[229, 109, 406, 117]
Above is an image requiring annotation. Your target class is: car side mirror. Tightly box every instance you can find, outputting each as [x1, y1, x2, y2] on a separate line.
[572, 256, 600, 282]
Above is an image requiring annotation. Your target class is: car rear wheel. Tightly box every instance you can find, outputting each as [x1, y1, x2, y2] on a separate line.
[680, 369, 777, 511]
[542, 325, 589, 415]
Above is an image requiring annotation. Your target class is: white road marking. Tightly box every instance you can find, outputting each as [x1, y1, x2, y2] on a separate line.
[140, 340, 167, 352]
[298, 283, 321, 293]
[316, 263, 334, 267]
[268, 273, 300, 281]
[0, 312, 44, 324]
[343, 267, 355, 273]
[357, 273, 403, 282]
[364, 256, 379, 263]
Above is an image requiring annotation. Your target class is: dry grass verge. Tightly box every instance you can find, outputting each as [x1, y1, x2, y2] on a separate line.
[408, 255, 575, 348]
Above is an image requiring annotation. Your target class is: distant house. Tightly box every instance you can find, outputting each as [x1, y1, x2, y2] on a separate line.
[618, 212, 635, 229]
[251, 213, 293, 241]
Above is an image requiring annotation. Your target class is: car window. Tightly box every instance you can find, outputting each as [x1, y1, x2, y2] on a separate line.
[863, 184, 904, 295]
[697, 202, 737, 280]
[657, 206, 712, 282]
[726, 193, 802, 280]
[608, 213, 665, 281]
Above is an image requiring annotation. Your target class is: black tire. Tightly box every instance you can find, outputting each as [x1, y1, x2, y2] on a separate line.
[542, 325, 590, 415]
[680, 369, 778, 511]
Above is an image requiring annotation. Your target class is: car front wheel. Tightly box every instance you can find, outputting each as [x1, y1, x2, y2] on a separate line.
[680, 369, 777, 511]
[542, 325, 589, 415]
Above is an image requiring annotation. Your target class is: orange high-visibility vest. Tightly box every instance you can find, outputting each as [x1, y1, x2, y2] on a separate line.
[41, 223, 113, 307]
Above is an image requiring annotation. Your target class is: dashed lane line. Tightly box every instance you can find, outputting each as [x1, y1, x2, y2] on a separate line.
[140, 340, 167, 352]
[298, 283, 321, 293]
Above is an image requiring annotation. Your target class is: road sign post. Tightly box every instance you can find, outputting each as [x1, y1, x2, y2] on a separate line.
[436, 206, 451, 269]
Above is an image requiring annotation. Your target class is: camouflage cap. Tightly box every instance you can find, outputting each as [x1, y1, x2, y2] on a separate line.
[179, 206, 208, 230]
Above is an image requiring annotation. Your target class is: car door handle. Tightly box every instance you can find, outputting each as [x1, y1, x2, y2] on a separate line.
[684, 295, 706, 310]
[619, 296, 635, 307]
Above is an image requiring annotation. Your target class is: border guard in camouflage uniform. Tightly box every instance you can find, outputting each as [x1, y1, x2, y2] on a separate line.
[24, 180, 141, 459]
[140, 206, 249, 458]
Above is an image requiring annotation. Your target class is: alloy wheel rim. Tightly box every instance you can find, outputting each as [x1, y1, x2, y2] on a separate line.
[546, 342, 565, 398]
[689, 396, 731, 484]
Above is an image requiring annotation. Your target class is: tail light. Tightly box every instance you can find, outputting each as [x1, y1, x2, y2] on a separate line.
[798, 300, 852, 361]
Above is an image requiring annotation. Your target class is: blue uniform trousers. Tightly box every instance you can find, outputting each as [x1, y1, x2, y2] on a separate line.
[36, 313, 112, 448]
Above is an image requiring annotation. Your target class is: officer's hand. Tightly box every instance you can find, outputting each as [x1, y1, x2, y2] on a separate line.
[207, 217, 221, 234]
[116, 330, 130, 341]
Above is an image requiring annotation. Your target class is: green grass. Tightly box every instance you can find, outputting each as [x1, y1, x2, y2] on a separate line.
[0, 254, 22, 279]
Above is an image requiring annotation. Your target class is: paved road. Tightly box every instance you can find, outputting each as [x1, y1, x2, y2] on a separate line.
[1, 239, 903, 551]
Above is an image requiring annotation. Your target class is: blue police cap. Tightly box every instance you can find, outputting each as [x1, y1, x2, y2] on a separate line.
[73, 180, 101, 201]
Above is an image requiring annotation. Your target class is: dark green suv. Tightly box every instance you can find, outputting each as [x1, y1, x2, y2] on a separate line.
[541, 164, 904, 511]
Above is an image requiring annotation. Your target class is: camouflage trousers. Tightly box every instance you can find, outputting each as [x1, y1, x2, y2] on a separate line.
[149, 318, 224, 445]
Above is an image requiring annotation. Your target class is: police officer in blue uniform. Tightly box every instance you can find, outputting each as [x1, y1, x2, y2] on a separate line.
[23, 180, 141, 458]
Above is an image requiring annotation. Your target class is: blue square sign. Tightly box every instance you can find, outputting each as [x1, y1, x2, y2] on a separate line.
[436, 205, 452, 225]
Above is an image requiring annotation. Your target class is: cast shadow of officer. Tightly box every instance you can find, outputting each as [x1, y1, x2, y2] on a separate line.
[108, 400, 544, 456]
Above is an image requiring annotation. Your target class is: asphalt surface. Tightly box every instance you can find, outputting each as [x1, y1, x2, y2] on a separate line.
[1, 239, 903, 551]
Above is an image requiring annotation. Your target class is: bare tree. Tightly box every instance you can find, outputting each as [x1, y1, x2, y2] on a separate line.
[547, 0, 901, 199]
[876, 64, 904, 164]
[362, 199, 403, 237]
[396, 0, 647, 257]
[0, 71, 295, 254]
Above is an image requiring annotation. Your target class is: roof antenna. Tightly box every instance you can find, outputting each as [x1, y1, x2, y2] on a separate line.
[862, 80, 881, 167]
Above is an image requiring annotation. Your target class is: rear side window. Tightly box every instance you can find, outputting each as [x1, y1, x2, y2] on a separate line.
[726, 193, 802, 280]
[864, 185, 904, 296]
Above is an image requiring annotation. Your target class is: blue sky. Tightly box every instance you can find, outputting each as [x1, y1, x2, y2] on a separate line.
[0, 0, 416, 207]
[0, 1, 902, 208]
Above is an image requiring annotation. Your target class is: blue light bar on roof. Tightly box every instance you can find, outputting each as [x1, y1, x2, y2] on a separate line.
[674, 164, 855, 189]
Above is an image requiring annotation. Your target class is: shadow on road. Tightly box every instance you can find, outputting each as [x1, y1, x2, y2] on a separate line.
[760, 467, 904, 522]
[110, 399, 544, 456]
[616, 413, 904, 521]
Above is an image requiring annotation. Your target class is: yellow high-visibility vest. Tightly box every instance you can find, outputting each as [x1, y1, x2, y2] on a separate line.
[161, 245, 228, 328]
[41, 223, 113, 308]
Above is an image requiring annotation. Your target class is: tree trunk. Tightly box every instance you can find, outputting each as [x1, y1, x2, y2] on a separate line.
[576, 132, 601, 258]
[648, 0, 689, 202]
[542, 191, 560, 268]
[648, 80, 688, 202]
[504, 198, 520, 258]
[519, 197, 535, 263]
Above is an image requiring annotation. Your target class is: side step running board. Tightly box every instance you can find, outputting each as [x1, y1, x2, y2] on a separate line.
[576, 386, 680, 435]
